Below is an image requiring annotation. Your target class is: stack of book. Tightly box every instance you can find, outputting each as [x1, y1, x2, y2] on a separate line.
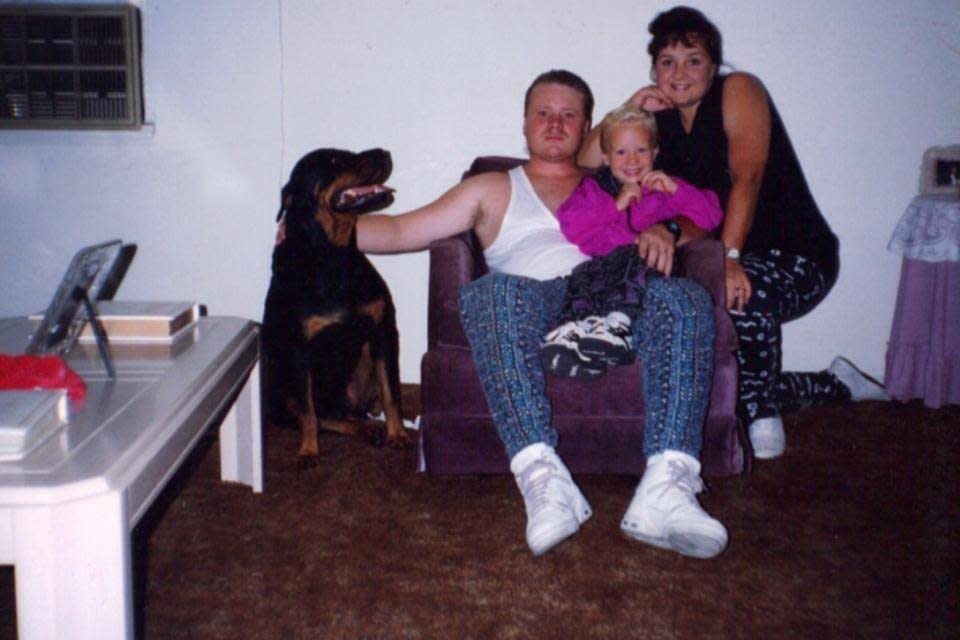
[0, 389, 68, 461]
[80, 300, 201, 344]
[31, 300, 201, 345]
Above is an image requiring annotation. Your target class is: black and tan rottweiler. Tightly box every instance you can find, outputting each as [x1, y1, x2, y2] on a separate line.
[262, 148, 409, 466]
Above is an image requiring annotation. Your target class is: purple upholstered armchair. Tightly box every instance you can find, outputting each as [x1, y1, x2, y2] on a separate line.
[417, 157, 746, 478]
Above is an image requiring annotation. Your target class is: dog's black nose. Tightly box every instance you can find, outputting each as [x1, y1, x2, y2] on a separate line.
[362, 148, 391, 163]
[359, 148, 392, 177]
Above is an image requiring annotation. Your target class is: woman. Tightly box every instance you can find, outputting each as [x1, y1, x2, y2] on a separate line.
[580, 6, 888, 459]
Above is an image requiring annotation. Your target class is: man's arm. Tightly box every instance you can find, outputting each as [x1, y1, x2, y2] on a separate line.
[357, 172, 505, 254]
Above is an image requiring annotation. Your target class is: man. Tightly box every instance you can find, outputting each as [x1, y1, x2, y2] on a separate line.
[358, 71, 680, 275]
[359, 70, 728, 558]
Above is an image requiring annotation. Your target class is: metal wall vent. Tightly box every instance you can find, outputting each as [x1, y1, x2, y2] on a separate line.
[0, 4, 142, 129]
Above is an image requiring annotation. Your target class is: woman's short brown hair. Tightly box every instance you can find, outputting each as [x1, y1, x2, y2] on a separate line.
[647, 6, 722, 66]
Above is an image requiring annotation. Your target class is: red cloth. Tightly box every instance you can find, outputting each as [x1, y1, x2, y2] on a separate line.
[0, 354, 87, 404]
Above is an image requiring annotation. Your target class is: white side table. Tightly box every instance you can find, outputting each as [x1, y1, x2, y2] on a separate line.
[0, 315, 261, 639]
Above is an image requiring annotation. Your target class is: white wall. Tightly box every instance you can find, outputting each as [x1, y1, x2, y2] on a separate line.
[2, 0, 958, 384]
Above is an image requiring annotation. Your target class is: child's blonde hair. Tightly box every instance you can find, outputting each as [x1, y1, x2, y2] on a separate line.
[599, 104, 659, 153]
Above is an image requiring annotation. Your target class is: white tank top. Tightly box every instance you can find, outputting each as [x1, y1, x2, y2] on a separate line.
[483, 166, 588, 280]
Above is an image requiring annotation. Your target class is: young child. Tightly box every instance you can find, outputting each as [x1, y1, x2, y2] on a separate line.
[540, 105, 723, 378]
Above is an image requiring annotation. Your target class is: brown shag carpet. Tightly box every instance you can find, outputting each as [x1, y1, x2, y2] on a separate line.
[1, 397, 958, 639]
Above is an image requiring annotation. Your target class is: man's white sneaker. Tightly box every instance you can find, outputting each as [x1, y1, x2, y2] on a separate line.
[578, 311, 636, 367]
[511, 443, 592, 556]
[828, 356, 891, 402]
[620, 451, 728, 559]
[748, 415, 786, 459]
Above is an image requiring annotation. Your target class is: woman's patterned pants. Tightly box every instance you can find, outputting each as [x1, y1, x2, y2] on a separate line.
[735, 248, 847, 424]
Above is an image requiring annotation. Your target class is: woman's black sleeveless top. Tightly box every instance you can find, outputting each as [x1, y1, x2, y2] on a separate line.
[654, 74, 839, 280]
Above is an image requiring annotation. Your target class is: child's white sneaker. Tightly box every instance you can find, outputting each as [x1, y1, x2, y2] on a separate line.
[539, 317, 606, 380]
[577, 311, 636, 367]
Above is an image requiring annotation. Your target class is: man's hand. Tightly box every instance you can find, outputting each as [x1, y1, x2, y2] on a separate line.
[615, 181, 643, 211]
[724, 257, 752, 313]
[636, 223, 676, 276]
[641, 170, 678, 195]
[626, 86, 674, 112]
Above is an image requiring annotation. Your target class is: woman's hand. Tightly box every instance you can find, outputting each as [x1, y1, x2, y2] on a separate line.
[636, 224, 676, 276]
[616, 181, 643, 211]
[724, 257, 752, 312]
[641, 170, 678, 195]
[626, 85, 674, 112]
[579, 86, 674, 169]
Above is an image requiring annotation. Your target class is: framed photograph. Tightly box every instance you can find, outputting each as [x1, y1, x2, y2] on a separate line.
[26, 240, 125, 357]
[920, 145, 960, 197]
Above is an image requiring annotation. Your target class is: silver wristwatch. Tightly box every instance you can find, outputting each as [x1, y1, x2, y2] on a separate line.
[725, 247, 741, 260]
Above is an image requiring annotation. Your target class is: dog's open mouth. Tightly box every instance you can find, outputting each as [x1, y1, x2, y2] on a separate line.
[333, 184, 395, 213]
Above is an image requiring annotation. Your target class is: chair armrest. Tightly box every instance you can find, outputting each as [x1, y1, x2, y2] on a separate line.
[427, 231, 488, 349]
[677, 238, 726, 308]
[677, 238, 739, 353]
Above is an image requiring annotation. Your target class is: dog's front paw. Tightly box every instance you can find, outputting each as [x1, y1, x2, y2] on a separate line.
[365, 422, 387, 448]
[386, 428, 413, 449]
[297, 454, 320, 469]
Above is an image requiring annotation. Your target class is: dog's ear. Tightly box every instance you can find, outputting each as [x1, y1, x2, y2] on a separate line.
[280, 199, 320, 247]
[276, 193, 292, 222]
[277, 181, 317, 222]
[277, 183, 292, 222]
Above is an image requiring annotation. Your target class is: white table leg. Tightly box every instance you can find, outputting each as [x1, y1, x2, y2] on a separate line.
[219, 361, 263, 492]
[14, 491, 132, 640]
